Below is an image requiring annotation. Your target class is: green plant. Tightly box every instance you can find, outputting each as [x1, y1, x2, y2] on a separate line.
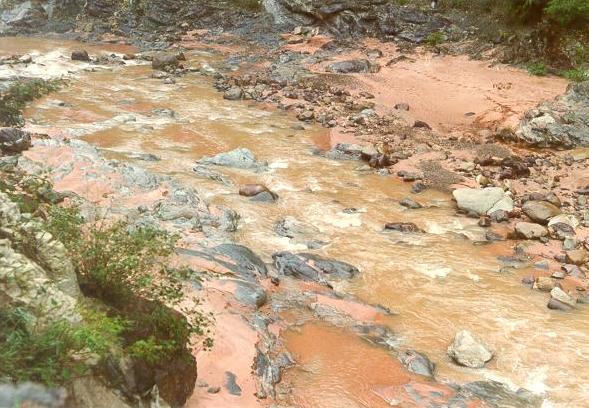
[426, 31, 446, 46]
[0, 307, 126, 386]
[561, 67, 589, 82]
[0, 79, 61, 127]
[527, 61, 548, 75]
[545, 0, 589, 25]
[45, 207, 212, 365]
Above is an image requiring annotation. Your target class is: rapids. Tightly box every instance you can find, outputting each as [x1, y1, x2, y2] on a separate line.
[3, 36, 588, 408]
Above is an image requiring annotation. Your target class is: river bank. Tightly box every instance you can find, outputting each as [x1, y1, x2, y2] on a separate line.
[1, 3, 589, 407]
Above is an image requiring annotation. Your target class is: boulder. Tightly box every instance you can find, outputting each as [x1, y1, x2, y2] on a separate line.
[522, 200, 561, 224]
[447, 330, 493, 368]
[151, 53, 179, 71]
[515, 222, 548, 240]
[326, 59, 379, 74]
[272, 252, 359, 283]
[453, 187, 513, 216]
[198, 148, 266, 170]
[71, 50, 90, 61]
[549, 287, 576, 309]
[0, 128, 32, 155]
[223, 86, 244, 101]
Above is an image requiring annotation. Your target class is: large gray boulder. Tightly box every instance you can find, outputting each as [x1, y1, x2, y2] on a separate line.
[453, 187, 513, 216]
[326, 59, 379, 74]
[447, 330, 493, 368]
[198, 147, 267, 170]
[514, 81, 589, 148]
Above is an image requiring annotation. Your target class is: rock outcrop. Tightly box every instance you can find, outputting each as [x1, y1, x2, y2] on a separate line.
[515, 81, 589, 148]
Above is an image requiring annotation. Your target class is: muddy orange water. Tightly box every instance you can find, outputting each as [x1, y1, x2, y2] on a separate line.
[5, 37, 589, 407]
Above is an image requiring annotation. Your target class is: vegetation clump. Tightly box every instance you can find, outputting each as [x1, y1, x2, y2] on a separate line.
[0, 79, 61, 127]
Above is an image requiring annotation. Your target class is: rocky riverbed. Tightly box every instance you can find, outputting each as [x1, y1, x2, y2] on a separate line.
[1, 1, 589, 407]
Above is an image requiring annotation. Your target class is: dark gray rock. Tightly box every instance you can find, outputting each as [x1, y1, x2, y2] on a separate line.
[272, 252, 359, 282]
[451, 381, 542, 408]
[400, 197, 422, 209]
[71, 49, 90, 62]
[398, 350, 435, 378]
[224, 372, 242, 396]
[384, 222, 423, 233]
[234, 279, 267, 308]
[0, 128, 32, 155]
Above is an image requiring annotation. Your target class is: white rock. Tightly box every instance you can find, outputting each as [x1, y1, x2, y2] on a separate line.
[447, 330, 493, 368]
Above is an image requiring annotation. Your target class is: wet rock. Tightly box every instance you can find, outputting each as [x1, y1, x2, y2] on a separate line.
[0, 128, 32, 155]
[234, 279, 267, 308]
[399, 197, 422, 209]
[151, 53, 179, 71]
[326, 59, 379, 74]
[453, 187, 513, 216]
[192, 164, 233, 186]
[550, 287, 576, 308]
[394, 102, 410, 111]
[367, 153, 393, 169]
[411, 180, 427, 193]
[398, 350, 436, 378]
[275, 216, 324, 245]
[71, 50, 90, 62]
[225, 371, 242, 396]
[515, 222, 548, 240]
[522, 200, 561, 224]
[127, 152, 160, 162]
[384, 222, 423, 233]
[272, 252, 359, 282]
[198, 148, 266, 170]
[453, 381, 543, 408]
[239, 184, 278, 202]
[207, 386, 220, 394]
[566, 249, 588, 265]
[223, 86, 244, 101]
[325, 143, 363, 160]
[447, 330, 493, 368]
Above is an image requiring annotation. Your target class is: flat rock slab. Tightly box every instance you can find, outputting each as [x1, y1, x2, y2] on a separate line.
[453, 187, 513, 216]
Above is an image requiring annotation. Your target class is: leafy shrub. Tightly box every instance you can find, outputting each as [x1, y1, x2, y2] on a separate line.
[545, 0, 589, 25]
[0, 307, 126, 386]
[561, 67, 589, 82]
[527, 61, 548, 75]
[45, 207, 211, 366]
[426, 31, 446, 46]
[0, 79, 61, 127]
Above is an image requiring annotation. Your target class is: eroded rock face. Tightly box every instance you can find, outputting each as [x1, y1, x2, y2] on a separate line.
[0, 191, 80, 328]
[272, 251, 359, 282]
[262, 0, 448, 41]
[515, 81, 589, 148]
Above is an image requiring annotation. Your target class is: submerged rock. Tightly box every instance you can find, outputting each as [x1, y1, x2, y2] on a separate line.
[272, 252, 359, 282]
[239, 184, 278, 202]
[384, 222, 423, 233]
[398, 350, 436, 378]
[452, 380, 543, 408]
[447, 330, 493, 368]
[453, 187, 513, 216]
